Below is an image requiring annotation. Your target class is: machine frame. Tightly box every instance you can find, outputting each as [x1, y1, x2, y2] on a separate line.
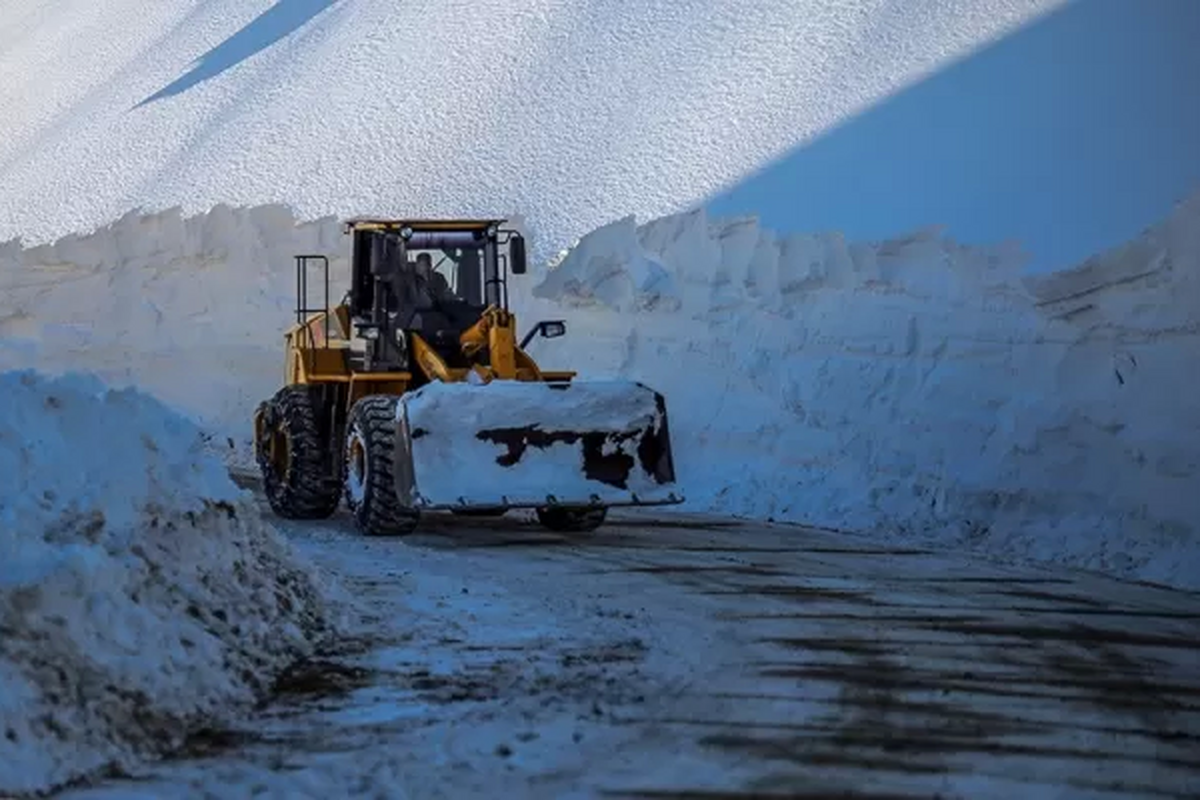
[252, 218, 679, 536]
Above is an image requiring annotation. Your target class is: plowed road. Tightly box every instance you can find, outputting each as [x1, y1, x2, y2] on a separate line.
[64, 501, 1200, 800]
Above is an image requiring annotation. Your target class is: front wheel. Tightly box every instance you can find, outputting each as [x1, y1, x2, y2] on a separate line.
[535, 506, 607, 533]
[343, 395, 420, 536]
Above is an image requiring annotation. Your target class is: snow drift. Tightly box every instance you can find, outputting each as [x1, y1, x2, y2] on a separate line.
[0, 370, 342, 796]
[527, 191, 1200, 590]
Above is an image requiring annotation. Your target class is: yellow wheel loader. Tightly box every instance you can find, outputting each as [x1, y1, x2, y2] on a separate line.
[252, 218, 681, 536]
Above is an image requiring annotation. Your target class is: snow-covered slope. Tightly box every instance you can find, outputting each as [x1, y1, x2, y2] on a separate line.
[1, 194, 1197, 590]
[705, 0, 1200, 273]
[0, 370, 344, 795]
[0, 0, 1061, 259]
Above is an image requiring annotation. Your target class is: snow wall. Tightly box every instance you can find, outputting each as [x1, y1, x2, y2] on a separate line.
[0, 204, 350, 474]
[526, 191, 1200, 591]
[1, 195, 1197, 590]
[0, 370, 346, 796]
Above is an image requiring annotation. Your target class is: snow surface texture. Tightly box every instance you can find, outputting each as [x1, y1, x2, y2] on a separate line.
[0, 0, 1061, 260]
[527, 190, 1200, 591]
[400, 380, 676, 508]
[0, 370, 344, 796]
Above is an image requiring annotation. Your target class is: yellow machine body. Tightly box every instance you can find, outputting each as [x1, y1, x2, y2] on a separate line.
[252, 218, 680, 536]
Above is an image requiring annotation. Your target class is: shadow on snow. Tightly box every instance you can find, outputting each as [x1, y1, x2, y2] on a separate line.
[699, 0, 1200, 274]
[136, 0, 340, 107]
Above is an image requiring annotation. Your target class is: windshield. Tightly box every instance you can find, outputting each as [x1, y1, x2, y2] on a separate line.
[406, 247, 484, 307]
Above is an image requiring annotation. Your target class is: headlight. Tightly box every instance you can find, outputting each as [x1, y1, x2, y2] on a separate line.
[400, 226, 413, 239]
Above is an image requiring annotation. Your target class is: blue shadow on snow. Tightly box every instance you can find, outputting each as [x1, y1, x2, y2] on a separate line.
[700, 0, 1200, 274]
[136, 0, 338, 107]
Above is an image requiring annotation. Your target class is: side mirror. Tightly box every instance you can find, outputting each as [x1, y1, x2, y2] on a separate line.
[510, 233, 527, 275]
[518, 319, 567, 349]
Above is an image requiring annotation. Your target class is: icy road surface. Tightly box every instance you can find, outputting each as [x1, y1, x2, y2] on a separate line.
[62, 501, 1200, 800]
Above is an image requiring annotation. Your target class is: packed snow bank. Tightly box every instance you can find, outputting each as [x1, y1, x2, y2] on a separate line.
[525, 190, 1200, 590]
[2, 195, 1198, 591]
[0, 370, 342, 796]
[0, 204, 349, 470]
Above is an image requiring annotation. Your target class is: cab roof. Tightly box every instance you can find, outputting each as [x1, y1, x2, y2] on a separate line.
[342, 218, 509, 232]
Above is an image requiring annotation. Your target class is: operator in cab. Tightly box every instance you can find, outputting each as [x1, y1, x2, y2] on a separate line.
[413, 252, 457, 305]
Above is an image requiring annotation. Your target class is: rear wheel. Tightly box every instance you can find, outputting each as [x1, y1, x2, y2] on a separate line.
[535, 506, 607, 533]
[254, 385, 341, 519]
[344, 394, 420, 536]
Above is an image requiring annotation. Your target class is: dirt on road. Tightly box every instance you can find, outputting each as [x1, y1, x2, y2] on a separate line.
[59, 503, 1200, 800]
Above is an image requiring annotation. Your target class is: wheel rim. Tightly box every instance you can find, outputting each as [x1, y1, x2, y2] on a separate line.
[345, 428, 368, 503]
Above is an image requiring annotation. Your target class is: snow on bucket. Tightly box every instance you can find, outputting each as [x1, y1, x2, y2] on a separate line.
[393, 380, 681, 511]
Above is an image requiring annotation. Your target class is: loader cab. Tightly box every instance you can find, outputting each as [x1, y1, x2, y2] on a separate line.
[343, 219, 527, 372]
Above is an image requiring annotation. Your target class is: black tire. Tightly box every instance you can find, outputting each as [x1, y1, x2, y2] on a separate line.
[535, 506, 607, 533]
[255, 385, 341, 520]
[343, 394, 420, 536]
[451, 508, 508, 518]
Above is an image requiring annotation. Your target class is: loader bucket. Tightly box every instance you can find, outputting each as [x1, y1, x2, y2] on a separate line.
[392, 380, 681, 511]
